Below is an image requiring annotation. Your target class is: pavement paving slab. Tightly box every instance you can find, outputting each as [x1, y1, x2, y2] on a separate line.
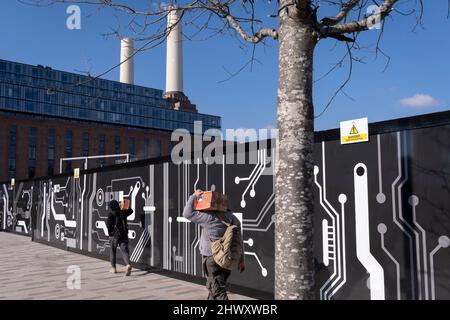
[0, 232, 253, 300]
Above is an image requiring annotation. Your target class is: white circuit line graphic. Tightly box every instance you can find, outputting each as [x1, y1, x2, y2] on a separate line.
[88, 173, 97, 252]
[163, 163, 169, 270]
[397, 138, 424, 300]
[45, 183, 50, 241]
[375, 131, 438, 299]
[2, 184, 13, 229]
[243, 193, 275, 228]
[174, 160, 197, 275]
[244, 252, 268, 277]
[80, 175, 86, 250]
[130, 229, 149, 262]
[377, 223, 401, 300]
[391, 132, 416, 299]
[409, 195, 429, 299]
[235, 149, 268, 208]
[17, 220, 28, 234]
[2, 192, 7, 230]
[143, 165, 157, 265]
[51, 185, 77, 228]
[328, 194, 347, 299]
[41, 184, 47, 237]
[95, 220, 109, 236]
[194, 159, 200, 191]
[21, 188, 33, 212]
[354, 163, 385, 300]
[376, 135, 386, 203]
[430, 236, 450, 300]
[191, 160, 200, 275]
[315, 142, 347, 300]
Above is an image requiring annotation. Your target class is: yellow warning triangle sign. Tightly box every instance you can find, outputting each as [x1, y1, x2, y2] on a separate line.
[349, 124, 359, 135]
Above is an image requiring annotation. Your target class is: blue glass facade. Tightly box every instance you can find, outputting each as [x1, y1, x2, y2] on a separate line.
[8, 125, 17, 179]
[0, 59, 221, 133]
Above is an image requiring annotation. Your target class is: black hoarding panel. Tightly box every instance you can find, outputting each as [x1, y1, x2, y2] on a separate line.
[2, 113, 449, 299]
[0, 181, 32, 235]
[313, 126, 450, 300]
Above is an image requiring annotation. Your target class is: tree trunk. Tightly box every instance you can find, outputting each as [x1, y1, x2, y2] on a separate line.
[275, 3, 316, 300]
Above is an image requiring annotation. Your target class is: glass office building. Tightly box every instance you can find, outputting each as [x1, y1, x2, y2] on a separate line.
[0, 59, 221, 181]
[0, 59, 221, 133]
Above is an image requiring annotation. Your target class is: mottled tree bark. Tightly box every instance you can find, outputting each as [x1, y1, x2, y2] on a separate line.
[275, 2, 316, 300]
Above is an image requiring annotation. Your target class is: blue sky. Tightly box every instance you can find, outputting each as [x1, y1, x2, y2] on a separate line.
[0, 1, 449, 132]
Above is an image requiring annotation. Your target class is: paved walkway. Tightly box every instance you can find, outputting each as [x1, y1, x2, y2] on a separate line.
[0, 232, 253, 300]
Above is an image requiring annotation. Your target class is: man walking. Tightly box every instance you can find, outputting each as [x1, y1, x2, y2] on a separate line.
[106, 199, 133, 276]
[183, 190, 245, 300]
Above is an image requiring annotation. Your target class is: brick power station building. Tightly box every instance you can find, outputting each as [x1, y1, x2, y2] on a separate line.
[0, 11, 220, 182]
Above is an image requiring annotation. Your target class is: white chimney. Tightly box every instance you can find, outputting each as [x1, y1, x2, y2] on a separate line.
[165, 8, 183, 94]
[120, 37, 134, 84]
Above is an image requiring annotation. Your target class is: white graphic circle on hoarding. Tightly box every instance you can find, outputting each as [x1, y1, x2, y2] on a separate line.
[338, 194, 347, 204]
[377, 223, 387, 234]
[376, 193, 386, 204]
[408, 195, 419, 207]
[96, 189, 104, 207]
[55, 224, 60, 239]
[262, 268, 268, 277]
[439, 236, 450, 248]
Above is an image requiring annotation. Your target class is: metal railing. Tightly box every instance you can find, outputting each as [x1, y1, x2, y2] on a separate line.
[59, 153, 131, 174]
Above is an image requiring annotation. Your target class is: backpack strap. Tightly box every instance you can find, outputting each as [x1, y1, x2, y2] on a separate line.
[216, 212, 233, 227]
[205, 212, 233, 242]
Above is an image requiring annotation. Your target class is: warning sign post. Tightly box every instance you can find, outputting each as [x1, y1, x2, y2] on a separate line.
[340, 117, 369, 144]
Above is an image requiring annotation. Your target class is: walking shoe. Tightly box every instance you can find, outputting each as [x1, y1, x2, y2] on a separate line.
[125, 264, 132, 276]
[109, 267, 117, 274]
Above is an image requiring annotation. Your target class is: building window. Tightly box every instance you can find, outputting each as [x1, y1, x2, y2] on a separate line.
[82, 132, 89, 157]
[28, 127, 37, 178]
[169, 141, 177, 154]
[128, 137, 135, 160]
[144, 138, 150, 159]
[8, 125, 17, 179]
[99, 134, 105, 166]
[155, 139, 161, 157]
[65, 130, 73, 173]
[114, 136, 120, 154]
[48, 129, 55, 176]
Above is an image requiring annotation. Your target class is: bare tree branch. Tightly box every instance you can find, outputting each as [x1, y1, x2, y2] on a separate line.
[320, 0, 361, 26]
[315, 41, 356, 118]
[205, 0, 278, 43]
[319, 0, 398, 36]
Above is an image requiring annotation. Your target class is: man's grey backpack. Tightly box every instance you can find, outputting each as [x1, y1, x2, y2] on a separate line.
[210, 213, 243, 271]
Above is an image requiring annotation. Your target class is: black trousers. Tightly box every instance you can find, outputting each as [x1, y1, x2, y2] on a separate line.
[109, 237, 130, 268]
[202, 256, 231, 300]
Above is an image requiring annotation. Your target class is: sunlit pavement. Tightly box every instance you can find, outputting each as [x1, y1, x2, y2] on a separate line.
[0, 232, 253, 300]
